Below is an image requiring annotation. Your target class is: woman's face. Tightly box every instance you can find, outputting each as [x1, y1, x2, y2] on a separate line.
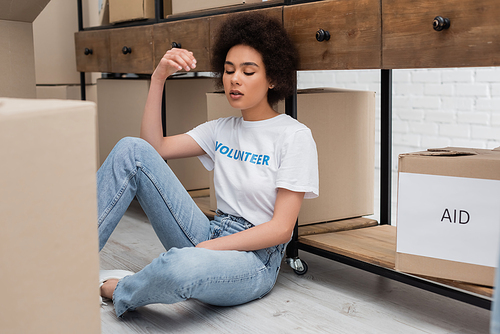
[223, 44, 273, 114]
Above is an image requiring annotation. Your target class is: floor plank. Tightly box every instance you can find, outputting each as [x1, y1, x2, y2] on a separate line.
[100, 201, 491, 333]
[300, 225, 397, 268]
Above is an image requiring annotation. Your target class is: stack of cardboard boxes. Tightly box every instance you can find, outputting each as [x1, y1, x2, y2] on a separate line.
[1, 3, 101, 332]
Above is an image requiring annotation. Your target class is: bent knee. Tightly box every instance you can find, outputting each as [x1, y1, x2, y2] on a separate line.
[116, 137, 150, 150]
[112, 137, 157, 159]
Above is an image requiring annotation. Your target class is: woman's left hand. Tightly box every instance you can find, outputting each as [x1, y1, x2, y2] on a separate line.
[194, 189, 304, 252]
[195, 240, 214, 249]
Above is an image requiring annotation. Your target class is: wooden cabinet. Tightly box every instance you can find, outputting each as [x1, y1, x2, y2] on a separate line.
[74, 30, 110, 73]
[383, 0, 500, 69]
[109, 26, 154, 74]
[75, 0, 500, 73]
[284, 0, 381, 70]
[154, 18, 210, 72]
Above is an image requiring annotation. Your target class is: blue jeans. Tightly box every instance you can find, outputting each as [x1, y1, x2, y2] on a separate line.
[97, 137, 286, 317]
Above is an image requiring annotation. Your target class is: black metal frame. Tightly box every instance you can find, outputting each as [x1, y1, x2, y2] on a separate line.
[299, 242, 492, 309]
[284, 69, 491, 310]
[77, 0, 492, 310]
[380, 69, 392, 226]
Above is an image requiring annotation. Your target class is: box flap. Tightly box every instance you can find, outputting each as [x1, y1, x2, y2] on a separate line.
[297, 87, 375, 94]
[401, 147, 478, 157]
[493, 146, 500, 151]
[398, 146, 500, 180]
[0, 98, 95, 118]
[0, 0, 51, 22]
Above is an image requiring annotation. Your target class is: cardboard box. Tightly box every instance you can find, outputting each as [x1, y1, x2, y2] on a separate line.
[33, 0, 90, 85]
[172, 0, 261, 15]
[165, 77, 215, 190]
[396, 147, 500, 286]
[36, 84, 98, 104]
[206, 88, 375, 225]
[0, 98, 100, 334]
[0, 0, 50, 98]
[0, 20, 37, 98]
[99, 0, 110, 26]
[206, 93, 284, 211]
[97, 77, 215, 191]
[297, 89, 375, 225]
[0, 0, 50, 22]
[109, 0, 172, 23]
[97, 78, 151, 165]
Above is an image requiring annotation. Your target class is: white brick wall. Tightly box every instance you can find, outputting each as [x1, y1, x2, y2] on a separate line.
[298, 67, 500, 223]
[297, 67, 500, 172]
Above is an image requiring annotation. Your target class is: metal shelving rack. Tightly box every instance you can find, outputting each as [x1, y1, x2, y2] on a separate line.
[76, 0, 492, 311]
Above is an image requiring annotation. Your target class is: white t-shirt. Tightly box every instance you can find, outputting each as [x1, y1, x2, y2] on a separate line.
[186, 114, 319, 226]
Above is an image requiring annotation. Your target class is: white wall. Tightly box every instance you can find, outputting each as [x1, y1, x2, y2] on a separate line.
[298, 67, 500, 172]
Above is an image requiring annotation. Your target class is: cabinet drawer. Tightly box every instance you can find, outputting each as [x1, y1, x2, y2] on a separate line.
[383, 0, 500, 69]
[109, 26, 154, 74]
[154, 18, 210, 72]
[74, 30, 110, 73]
[284, 0, 381, 70]
[209, 7, 283, 48]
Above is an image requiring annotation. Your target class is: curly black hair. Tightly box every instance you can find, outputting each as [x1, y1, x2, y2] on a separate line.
[211, 11, 299, 107]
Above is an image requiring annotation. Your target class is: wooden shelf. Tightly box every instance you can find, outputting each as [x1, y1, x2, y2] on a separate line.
[300, 225, 493, 298]
[298, 217, 378, 236]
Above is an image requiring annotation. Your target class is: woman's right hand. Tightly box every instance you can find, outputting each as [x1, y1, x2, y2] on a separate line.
[152, 48, 197, 83]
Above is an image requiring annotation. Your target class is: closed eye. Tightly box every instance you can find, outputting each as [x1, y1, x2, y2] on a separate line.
[244, 72, 255, 76]
[225, 70, 235, 74]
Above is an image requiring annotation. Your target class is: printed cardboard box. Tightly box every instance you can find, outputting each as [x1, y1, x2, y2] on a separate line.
[206, 88, 375, 225]
[0, 98, 100, 334]
[396, 147, 500, 286]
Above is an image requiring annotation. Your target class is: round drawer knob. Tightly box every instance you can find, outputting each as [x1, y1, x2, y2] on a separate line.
[122, 46, 132, 55]
[433, 16, 450, 31]
[316, 29, 330, 42]
[84, 48, 93, 55]
[171, 42, 182, 49]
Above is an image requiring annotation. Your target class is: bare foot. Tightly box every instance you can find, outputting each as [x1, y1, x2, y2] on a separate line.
[100, 279, 119, 300]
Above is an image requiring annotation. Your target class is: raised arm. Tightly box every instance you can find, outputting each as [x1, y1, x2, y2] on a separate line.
[196, 188, 305, 251]
[140, 48, 205, 160]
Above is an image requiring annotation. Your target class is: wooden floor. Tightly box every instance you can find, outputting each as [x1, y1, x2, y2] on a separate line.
[100, 201, 491, 334]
